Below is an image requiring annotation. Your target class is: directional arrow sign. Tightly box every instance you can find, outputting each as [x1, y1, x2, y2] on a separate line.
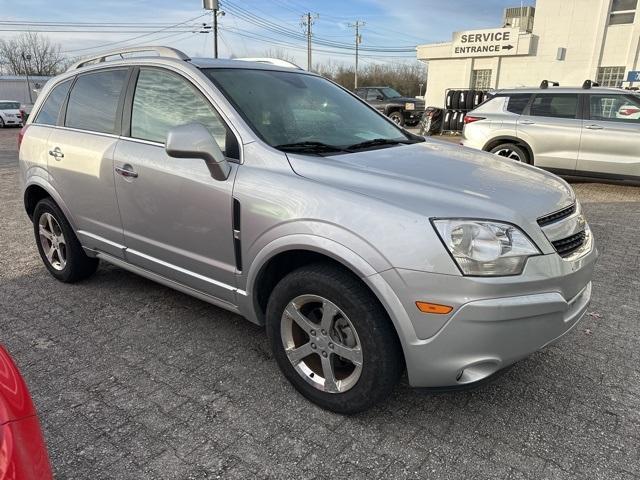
[502, 45, 514, 50]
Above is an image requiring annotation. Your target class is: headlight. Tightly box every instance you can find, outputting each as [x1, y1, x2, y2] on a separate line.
[405, 102, 415, 111]
[432, 219, 540, 276]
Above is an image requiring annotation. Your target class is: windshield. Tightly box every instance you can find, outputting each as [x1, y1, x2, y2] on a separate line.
[203, 68, 413, 152]
[0, 102, 20, 110]
[380, 87, 402, 98]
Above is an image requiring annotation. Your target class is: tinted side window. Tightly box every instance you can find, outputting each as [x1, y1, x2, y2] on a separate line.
[34, 79, 72, 126]
[530, 94, 579, 119]
[589, 94, 640, 123]
[506, 94, 531, 114]
[366, 89, 381, 101]
[65, 69, 127, 134]
[131, 68, 227, 152]
[355, 89, 365, 99]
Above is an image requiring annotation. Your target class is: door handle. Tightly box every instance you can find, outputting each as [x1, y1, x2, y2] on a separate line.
[115, 164, 138, 178]
[519, 120, 535, 125]
[48, 147, 64, 160]
[585, 124, 603, 130]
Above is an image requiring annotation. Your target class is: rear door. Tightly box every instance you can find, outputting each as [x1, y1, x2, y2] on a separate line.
[47, 68, 130, 258]
[578, 93, 640, 177]
[516, 93, 582, 171]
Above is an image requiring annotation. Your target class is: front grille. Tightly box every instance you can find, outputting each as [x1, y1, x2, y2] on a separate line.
[537, 204, 576, 227]
[552, 230, 586, 258]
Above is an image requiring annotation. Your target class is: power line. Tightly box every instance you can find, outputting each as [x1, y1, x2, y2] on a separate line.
[59, 14, 207, 54]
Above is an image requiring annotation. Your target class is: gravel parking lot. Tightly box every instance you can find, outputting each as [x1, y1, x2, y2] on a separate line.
[1, 127, 639, 479]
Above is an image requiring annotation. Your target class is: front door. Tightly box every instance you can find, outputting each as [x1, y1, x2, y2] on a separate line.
[48, 68, 129, 258]
[113, 67, 239, 304]
[578, 93, 640, 177]
[516, 93, 582, 171]
[365, 89, 385, 113]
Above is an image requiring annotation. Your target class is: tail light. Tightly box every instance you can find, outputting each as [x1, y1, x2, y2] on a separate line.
[463, 115, 485, 124]
[18, 124, 29, 152]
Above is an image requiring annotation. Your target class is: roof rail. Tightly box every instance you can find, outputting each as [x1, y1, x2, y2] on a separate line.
[540, 80, 560, 89]
[235, 57, 303, 70]
[68, 46, 190, 71]
[582, 79, 600, 89]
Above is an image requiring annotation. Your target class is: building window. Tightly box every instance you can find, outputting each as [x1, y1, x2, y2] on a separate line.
[609, 0, 637, 25]
[471, 69, 492, 89]
[597, 66, 626, 87]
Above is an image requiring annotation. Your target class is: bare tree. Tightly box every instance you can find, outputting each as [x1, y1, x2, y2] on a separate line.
[262, 48, 297, 64]
[0, 33, 69, 76]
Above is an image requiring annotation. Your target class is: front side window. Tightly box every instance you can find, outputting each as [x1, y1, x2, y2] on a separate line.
[589, 94, 640, 122]
[204, 68, 411, 151]
[596, 66, 626, 87]
[530, 94, 579, 119]
[65, 69, 128, 134]
[471, 69, 492, 89]
[609, 0, 637, 24]
[34, 80, 72, 126]
[366, 89, 382, 101]
[131, 68, 228, 152]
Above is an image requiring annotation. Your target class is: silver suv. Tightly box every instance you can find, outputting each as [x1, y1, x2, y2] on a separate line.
[19, 47, 597, 413]
[462, 83, 640, 180]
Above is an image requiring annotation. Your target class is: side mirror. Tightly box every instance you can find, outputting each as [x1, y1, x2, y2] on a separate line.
[165, 123, 231, 181]
[376, 95, 384, 100]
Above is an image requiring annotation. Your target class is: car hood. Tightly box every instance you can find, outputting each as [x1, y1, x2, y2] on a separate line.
[286, 140, 574, 228]
[1, 109, 21, 116]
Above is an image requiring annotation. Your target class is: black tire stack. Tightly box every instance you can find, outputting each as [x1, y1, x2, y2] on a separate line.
[441, 89, 488, 134]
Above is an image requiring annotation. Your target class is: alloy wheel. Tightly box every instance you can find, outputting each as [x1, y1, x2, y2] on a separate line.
[493, 148, 522, 161]
[280, 294, 363, 393]
[38, 212, 67, 270]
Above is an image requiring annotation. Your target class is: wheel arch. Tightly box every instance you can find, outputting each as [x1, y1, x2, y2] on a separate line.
[482, 136, 534, 164]
[23, 178, 77, 230]
[241, 237, 411, 365]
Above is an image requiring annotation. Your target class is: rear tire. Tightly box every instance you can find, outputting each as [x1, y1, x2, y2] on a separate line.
[266, 263, 404, 414]
[489, 143, 530, 164]
[33, 198, 99, 283]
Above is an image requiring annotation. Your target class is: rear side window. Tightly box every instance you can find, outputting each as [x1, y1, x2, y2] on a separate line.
[34, 79, 72, 126]
[530, 94, 579, 119]
[65, 69, 128, 134]
[505, 94, 531, 114]
[130, 68, 228, 151]
[366, 89, 382, 101]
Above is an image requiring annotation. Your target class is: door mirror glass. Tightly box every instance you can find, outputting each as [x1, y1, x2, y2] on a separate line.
[165, 123, 231, 181]
[376, 95, 384, 100]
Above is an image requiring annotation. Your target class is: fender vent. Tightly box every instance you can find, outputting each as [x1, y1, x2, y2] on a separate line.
[232, 198, 242, 272]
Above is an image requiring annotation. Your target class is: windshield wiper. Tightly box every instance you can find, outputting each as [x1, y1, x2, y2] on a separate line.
[274, 141, 349, 154]
[346, 138, 414, 150]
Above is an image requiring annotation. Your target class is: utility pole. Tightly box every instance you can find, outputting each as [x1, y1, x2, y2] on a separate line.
[301, 13, 318, 71]
[21, 53, 33, 104]
[348, 21, 365, 89]
[203, 0, 224, 58]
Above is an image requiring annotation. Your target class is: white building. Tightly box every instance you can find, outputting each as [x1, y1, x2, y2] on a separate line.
[417, 0, 640, 107]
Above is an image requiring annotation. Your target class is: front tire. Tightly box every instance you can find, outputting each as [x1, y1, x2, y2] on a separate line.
[33, 198, 99, 283]
[489, 143, 530, 164]
[266, 263, 404, 414]
[388, 110, 404, 126]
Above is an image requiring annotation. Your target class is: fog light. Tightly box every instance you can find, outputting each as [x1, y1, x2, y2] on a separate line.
[415, 301, 453, 314]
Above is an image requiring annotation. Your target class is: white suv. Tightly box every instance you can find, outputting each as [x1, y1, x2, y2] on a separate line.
[462, 84, 640, 180]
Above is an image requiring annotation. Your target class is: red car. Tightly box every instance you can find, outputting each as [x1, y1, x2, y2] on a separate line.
[0, 346, 53, 480]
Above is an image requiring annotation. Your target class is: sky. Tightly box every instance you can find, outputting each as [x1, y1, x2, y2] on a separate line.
[0, 0, 535, 67]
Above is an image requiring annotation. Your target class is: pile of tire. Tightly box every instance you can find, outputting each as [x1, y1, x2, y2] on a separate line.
[418, 107, 443, 136]
[442, 89, 487, 133]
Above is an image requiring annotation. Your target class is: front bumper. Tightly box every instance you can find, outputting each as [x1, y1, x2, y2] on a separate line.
[371, 245, 597, 388]
[403, 110, 425, 124]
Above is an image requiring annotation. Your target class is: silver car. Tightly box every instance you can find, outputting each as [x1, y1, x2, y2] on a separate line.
[19, 47, 597, 413]
[462, 84, 640, 180]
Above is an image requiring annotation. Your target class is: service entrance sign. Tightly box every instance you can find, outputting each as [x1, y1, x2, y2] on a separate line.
[451, 28, 521, 57]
